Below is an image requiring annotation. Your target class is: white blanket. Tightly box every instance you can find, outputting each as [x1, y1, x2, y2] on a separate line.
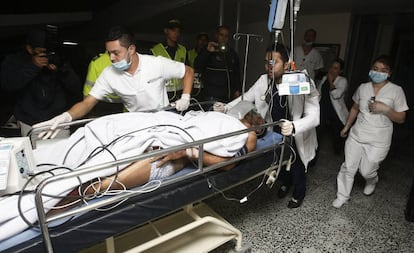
[0, 110, 248, 242]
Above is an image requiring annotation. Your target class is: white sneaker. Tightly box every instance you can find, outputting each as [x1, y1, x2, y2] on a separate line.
[332, 198, 348, 208]
[363, 176, 379, 196]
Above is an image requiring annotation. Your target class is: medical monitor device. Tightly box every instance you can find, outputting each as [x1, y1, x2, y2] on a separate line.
[278, 72, 310, 96]
[0, 137, 36, 196]
[268, 0, 288, 31]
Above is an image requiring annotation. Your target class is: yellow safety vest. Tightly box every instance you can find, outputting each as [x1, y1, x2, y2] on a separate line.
[83, 52, 129, 113]
[151, 43, 186, 92]
[187, 48, 197, 68]
[83, 52, 122, 102]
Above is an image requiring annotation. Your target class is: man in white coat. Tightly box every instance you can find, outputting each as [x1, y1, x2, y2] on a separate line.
[227, 43, 320, 208]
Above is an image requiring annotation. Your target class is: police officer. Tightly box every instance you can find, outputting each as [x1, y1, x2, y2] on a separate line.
[151, 19, 188, 101]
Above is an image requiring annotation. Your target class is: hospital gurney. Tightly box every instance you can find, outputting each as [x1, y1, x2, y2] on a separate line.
[0, 110, 291, 253]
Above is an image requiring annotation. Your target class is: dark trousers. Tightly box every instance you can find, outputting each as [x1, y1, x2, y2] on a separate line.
[318, 114, 345, 154]
[278, 138, 306, 200]
[167, 90, 183, 102]
[405, 178, 414, 222]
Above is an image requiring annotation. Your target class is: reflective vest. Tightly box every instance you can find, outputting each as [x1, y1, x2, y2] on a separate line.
[187, 48, 203, 90]
[151, 43, 186, 92]
[83, 52, 122, 102]
[187, 48, 197, 68]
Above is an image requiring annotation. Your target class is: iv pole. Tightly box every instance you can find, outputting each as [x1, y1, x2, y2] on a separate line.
[270, 0, 301, 184]
[233, 33, 264, 99]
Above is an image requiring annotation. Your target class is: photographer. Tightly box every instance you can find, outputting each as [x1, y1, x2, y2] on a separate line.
[194, 25, 241, 103]
[0, 28, 82, 137]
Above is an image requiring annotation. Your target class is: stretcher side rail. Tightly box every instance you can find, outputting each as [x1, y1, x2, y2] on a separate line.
[32, 120, 284, 253]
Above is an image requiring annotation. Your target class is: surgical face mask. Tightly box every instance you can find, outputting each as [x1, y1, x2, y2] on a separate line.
[369, 70, 388, 84]
[112, 49, 132, 71]
[303, 40, 313, 46]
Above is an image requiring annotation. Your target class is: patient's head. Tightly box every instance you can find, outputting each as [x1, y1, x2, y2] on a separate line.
[241, 109, 267, 138]
[227, 101, 267, 138]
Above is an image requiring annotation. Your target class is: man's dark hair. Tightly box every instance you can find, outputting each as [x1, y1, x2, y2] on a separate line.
[216, 25, 230, 33]
[334, 57, 345, 70]
[196, 32, 208, 40]
[304, 28, 317, 37]
[266, 43, 290, 63]
[25, 28, 47, 48]
[105, 26, 135, 48]
[372, 54, 393, 70]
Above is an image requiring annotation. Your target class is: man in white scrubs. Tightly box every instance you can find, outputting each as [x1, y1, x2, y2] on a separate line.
[294, 28, 324, 81]
[33, 26, 194, 139]
[333, 55, 409, 208]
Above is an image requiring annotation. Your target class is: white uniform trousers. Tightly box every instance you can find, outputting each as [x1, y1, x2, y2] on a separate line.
[336, 135, 388, 200]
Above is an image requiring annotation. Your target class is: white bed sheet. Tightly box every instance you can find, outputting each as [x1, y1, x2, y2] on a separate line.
[0, 110, 248, 242]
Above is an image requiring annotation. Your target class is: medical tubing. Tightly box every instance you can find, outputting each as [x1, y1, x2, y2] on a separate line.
[189, 98, 206, 112]
[240, 142, 281, 200]
[84, 146, 120, 198]
[70, 124, 196, 201]
[17, 167, 81, 228]
[202, 123, 283, 203]
[34, 120, 279, 223]
[204, 141, 280, 203]
[62, 135, 85, 165]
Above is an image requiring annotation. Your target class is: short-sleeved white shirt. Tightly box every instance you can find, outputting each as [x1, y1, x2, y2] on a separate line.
[89, 53, 185, 112]
[350, 81, 409, 148]
[294, 46, 324, 80]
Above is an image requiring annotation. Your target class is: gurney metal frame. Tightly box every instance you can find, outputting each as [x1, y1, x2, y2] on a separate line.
[31, 119, 285, 253]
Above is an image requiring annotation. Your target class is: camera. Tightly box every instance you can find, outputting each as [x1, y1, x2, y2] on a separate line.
[215, 44, 227, 52]
[44, 25, 63, 67]
[45, 51, 61, 66]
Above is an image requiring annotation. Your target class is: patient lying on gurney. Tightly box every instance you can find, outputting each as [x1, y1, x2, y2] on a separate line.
[0, 103, 268, 242]
[60, 109, 260, 199]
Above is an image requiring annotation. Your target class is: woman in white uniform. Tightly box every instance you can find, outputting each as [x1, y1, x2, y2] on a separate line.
[332, 55, 409, 208]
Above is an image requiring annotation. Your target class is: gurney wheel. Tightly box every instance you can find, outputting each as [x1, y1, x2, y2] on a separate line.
[227, 243, 252, 253]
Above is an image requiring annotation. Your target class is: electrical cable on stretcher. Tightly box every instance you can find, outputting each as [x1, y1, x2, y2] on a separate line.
[0, 105, 269, 242]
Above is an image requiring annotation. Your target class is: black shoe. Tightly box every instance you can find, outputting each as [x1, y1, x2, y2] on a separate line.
[287, 198, 303, 208]
[277, 185, 289, 198]
[405, 209, 414, 222]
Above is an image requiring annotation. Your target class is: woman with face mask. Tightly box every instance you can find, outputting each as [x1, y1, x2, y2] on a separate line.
[332, 55, 409, 208]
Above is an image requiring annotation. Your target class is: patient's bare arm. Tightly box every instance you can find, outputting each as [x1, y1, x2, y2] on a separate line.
[89, 130, 257, 192]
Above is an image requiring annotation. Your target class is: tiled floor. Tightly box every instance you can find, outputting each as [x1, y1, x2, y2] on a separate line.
[206, 126, 414, 253]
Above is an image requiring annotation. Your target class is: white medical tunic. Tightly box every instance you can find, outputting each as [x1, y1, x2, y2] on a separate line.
[294, 46, 324, 80]
[89, 53, 185, 112]
[350, 81, 408, 149]
[227, 74, 320, 168]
